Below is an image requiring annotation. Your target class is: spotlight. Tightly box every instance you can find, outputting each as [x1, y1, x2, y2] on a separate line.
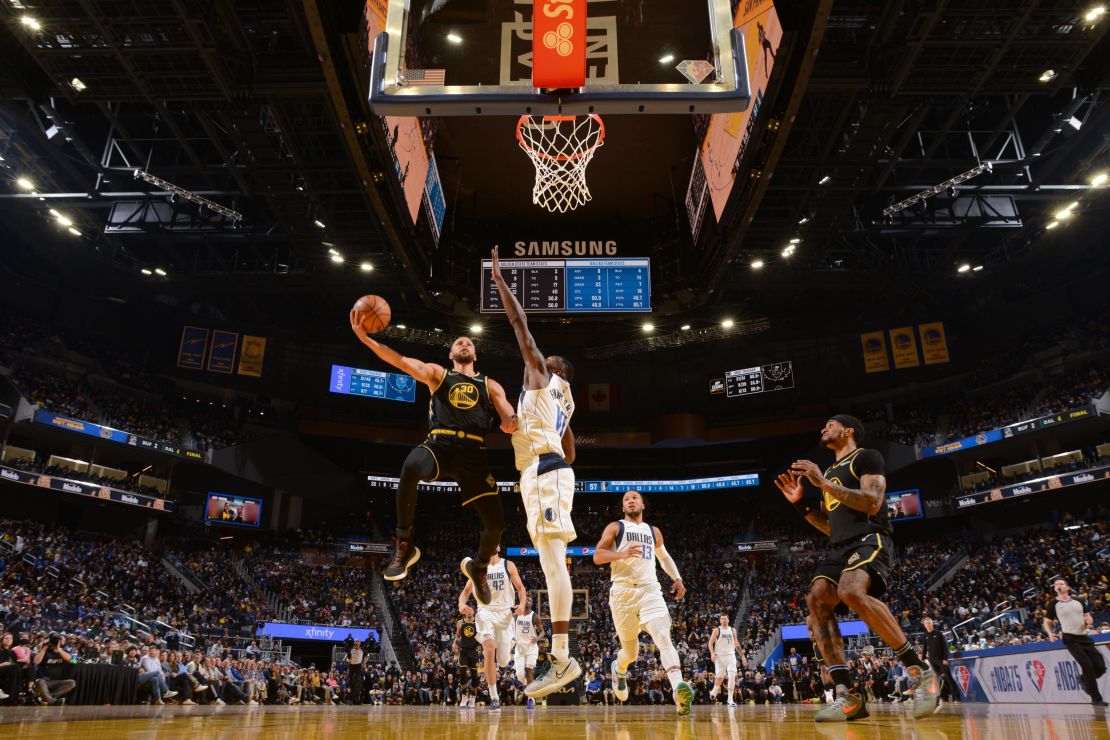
[20, 16, 42, 30]
[470, 324, 483, 334]
[141, 268, 153, 276]
[1046, 220, 1059, 230]
[972, 265, 984, 272]
[330, 254, 344, 263]
[957, 264, 971, 273]
[798, 216, 809, 224]
[56, 215, 73, 227]
[154, 267, 167, 276]
[359, 262, 374, 272]
[751, 260, 764, 270]
[1090, 172, 1108, 187]
[781, 247, 793, 258]
[1054, 203, 1077, 220]
[659, 54, 675, 65]
[397, 324, 407, 330]
[327, 248, 339, 256]
[1085, 6, 1106, 21]
[1038, 69, 1057, 83]
[721, 319, 734, 329]
[818, 175, 831, 185]
[16, 177, 34, 190]
[70, 78, 87, 92]
[680, 324, 691, 331]
[314, 219, 326, 228]
[642, 323, 655, 333]
[67, 227, 80, 236]
[447, 32, 463, 44]
[789, 238, 801, 244]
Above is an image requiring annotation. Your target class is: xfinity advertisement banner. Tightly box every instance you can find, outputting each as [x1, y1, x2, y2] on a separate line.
[951, 633, 1110, 703]
[257, 622, 380, 644]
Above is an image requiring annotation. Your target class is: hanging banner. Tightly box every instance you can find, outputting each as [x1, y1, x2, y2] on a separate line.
[237, 335, 267, 377]
[177, 326, 209, 370]
[207, 330, 238, 374]
[918, 322, 951, 365]
[860, 331, 890, 373]
[889, 327, 920, 369]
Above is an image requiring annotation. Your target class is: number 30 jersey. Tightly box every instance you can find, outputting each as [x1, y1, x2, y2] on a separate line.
[512, 373, 574, 471]
[609, 519, 658, 586]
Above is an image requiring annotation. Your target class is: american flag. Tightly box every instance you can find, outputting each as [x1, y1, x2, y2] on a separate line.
[403, 68, 446, 86]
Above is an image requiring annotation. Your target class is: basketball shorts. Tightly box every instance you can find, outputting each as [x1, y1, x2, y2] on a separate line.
[520, 454, 576, 543]
[811, 532, 894, 598]
[475, 608, 514, 667]
[459, 649, 480, 672]
[609, 581, 670, 636]
[418, 438, 499, 508]
[714, 655, 738, 678]
[514, 643, 540, 669]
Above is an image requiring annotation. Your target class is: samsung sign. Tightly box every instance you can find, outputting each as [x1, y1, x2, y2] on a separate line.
[257, 622, 380, 644]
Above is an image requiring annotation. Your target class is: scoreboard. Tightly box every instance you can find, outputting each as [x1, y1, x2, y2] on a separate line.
[724, 361, 795, 398]
[329, 364, 417, 403]
[481, 258, 651, 313]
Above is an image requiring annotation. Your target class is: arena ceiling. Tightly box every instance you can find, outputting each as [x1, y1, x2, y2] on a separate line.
[0, 1, 1108, 347]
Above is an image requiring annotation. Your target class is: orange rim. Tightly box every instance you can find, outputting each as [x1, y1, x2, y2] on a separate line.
[516, 114, 606, 162]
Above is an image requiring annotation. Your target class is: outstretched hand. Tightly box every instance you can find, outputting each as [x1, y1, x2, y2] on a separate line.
[791, 460, 827, 489]
[491, 245, 504, 284]
[774, 471, 804, 503]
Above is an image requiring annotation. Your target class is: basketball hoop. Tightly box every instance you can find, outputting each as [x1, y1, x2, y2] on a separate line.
[516, 115, 605, 213]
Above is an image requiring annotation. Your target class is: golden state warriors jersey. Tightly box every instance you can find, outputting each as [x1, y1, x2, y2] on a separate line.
[512, 373, 574, 471]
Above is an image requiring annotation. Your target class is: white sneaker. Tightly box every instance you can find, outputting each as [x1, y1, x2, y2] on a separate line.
[0, 689, 8, 700]
[248, 700, 258, 705]
[709, 689, 719, 700]
[195, 684, 209, 692]
[154, 699, 164, 705]
[216, 698, 226, 705]
[182, 699, 196, 705]
[163, 691, 178, 699]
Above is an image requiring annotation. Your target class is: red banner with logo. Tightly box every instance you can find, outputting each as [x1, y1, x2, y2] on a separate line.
[533, 0, 587, 88]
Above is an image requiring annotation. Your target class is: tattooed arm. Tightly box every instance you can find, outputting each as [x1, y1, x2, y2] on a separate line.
[791, 460, 886, 516]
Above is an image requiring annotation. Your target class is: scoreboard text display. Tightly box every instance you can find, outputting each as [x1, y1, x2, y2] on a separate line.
[329, 364, 417, 403]
[481, 258, 651, 313]
[725, 361, 795, 398]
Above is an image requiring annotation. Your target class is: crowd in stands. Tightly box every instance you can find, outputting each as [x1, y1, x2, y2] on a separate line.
[244, 548, 378, 627]
[2, 456, 168, 499]
[954, 446, 1110, 498]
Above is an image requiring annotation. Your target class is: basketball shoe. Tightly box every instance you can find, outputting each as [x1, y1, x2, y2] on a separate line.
[907, 665, 940, 718]
[814, 684, 869, 722]
[610, 660, 629, 702]
[675, 681, 694, 716]
[383, 538, 420, 581]
[524, 655, 581, 698]
[459, 557, 492, 606]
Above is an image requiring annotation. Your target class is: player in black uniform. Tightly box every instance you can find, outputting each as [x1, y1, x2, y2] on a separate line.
[454, 615, 481, 707]
[775, 415, 940, 722]
[350, 316, 517, 604]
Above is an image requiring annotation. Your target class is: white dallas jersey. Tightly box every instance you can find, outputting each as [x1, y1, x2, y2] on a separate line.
[512, 373, 574, 471]
[514, 612, 538, 646]
[609, 519, 658, 586]
[482, 559, 515, 612]
[715, 626, 736, 657]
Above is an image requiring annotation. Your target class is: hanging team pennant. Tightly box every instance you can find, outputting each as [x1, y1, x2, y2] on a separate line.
[237, 335, 267, 377]
[918, 322, 951, 365]
[207, 330, 239, 374]
[889, 327, 920, 369]
[177, 326, 209, 370]
[860, 331, 890, 373]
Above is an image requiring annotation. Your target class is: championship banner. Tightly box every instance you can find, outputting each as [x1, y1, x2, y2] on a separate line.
[918, 322, 950, 365]
[0, 464, 175, 512]
[237, 335, 267, 377]
[207, 330, 238, 374]
[953, 463, 1110, 509]
[860, 331, 890, 374]
[532, 0, 587, 88]
[177, 326, 209, 370]
[889, 326, 920, 369]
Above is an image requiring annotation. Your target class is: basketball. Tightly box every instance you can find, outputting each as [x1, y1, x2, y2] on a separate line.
[353, 294, 391, 334]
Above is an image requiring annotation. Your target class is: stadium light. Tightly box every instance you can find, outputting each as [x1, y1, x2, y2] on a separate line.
[1054, 203, 1078, 220]
[16, 177, 34, 190]
[154, 268, 167, 276]
[642, 323, 655, 333]
[1038, 69, 1057, 83]
[397, 324, 407, 330]
[20, 16, 41, 30]
[751, 260, 764, 270]
[659, 54, 675, 64]
[1046, 220, 1059, 230]
[359, 261, 374, 272]
[957, 264, 971, 273]
[798, 216, 809, 224]
[789, 238, 801, 244]
[1090, 172, 1108, 187]
[721, 319, 734, 329]
[55, 214, 73, 227]
[67, 227, 81, 236]
[1085, 6, 1106, 21]
[781, 247, 794, 258]
[972, 265, 984, 272]
[447, 32, 463, 44]
[330, 253, 344, 263]
[818, 175, 831, 185]
[470, 324, 483, 334]
[328, 248, 339, 256]
[680, 324, 691, 331]
[314, 219, 326, 229]
[70, 78, 87, 92]
[141, 268, 153, 276]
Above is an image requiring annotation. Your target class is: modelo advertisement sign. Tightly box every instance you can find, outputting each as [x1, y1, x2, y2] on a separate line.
[951, 633, 1110, 703]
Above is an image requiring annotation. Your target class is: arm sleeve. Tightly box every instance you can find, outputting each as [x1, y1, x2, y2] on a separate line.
[1082, 600, 1091, 614]
[1046, 601, 1058, 621]
[854, 449, 886, 477]
[655, 545, 682, 582]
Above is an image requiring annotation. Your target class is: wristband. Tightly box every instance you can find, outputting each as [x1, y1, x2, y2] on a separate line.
[791, 499, 813, 517]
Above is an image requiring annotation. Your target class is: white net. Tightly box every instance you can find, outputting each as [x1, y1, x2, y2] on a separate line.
[516, 115, 605, 214]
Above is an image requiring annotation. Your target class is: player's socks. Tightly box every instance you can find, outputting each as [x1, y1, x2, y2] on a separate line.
[552, 634, 569, 663]
[488, 683, 499, 703]
[666, 669, 683, 692]
[829, 664, 852, 688]
[894, 641, 927, 669]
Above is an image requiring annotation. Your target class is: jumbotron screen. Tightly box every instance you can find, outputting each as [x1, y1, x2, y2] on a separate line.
[885, 489, 923, 522]
[205, 493, 263, 528]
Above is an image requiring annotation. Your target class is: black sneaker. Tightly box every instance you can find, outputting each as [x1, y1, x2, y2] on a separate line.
[383, 538, 421, 581]
[460, 557, 492, 606]
[1094, 700, 1108, 707]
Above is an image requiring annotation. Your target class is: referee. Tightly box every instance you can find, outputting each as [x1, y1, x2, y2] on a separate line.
[1043, 577, 1108, 707]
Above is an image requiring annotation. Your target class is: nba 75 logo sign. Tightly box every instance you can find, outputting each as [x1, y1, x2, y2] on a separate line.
[1025, 660, 1047, 692]
[953, 665, 971, 696]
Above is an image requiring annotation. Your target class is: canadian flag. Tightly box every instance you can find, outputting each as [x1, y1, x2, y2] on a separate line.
[584, 384, 620, 412]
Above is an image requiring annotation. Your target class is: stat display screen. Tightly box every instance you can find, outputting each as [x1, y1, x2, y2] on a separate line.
[724, 361, 795, 398]
[329, 365, 417, 403]
[481, 259, 650, 313]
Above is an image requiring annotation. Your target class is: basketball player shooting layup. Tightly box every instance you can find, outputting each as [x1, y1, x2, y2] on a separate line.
[708, 613, 742, 706]
[490, 245, 583, 698]
[457, 546, 526, 712]
[349, 312, 517, 605]
[775, 415, 940, 722]
[594, 490, 694, 715]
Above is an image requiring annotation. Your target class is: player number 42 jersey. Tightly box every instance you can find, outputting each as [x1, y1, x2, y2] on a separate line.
[512, 373, 575, 471]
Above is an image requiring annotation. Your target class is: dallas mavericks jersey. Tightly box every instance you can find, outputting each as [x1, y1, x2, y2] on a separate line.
[512, 373, 574, 471]
[482, 559, 515, 612]
[715, 626, 736, 657]
[609, 520, 658, 586]
[514, 612, 538, 646]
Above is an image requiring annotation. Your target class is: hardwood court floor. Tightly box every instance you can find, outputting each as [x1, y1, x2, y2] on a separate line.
[2, 702, 1108, 739]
